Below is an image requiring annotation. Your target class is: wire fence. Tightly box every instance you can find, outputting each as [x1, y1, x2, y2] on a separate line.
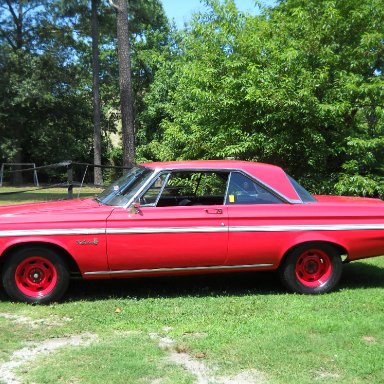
[0, 161, 131, 199]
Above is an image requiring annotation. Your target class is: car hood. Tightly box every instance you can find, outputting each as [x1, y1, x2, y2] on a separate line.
[0, 198, 114, 226]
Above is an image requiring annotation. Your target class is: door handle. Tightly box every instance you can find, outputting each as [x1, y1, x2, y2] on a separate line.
[205, 208, 223, 214]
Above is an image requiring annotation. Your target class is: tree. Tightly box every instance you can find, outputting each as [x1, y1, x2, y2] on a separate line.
[110, 0, 135, 168]
[0, 0, 93, 183]
[91, 0, 103, 185]
[141, 0, 383, 196]
[0, 0, 169, 184]
[0, 0, 44, 183]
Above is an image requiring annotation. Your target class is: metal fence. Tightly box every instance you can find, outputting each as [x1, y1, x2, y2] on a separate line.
[0, 161, 131, 199]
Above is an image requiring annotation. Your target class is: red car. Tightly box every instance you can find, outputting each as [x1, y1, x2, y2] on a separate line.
[1, 160, 384, 303]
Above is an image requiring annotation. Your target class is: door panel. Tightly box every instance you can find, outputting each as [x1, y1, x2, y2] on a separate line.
[107, 205, 228, 270]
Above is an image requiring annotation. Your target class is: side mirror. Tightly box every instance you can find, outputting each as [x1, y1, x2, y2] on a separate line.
[129, 201, 141, 214]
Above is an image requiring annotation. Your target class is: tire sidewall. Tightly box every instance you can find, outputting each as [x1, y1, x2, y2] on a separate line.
[280, 243, 342, 294]
[2, 247, 69, 304]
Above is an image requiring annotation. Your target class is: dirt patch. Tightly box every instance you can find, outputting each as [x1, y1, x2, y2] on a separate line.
[150, 333, 267, 384]
[0, 312, 72, 329]
[314, 368, 340, 381]
[0, 333, 97, 384]
[361, 335, 376, 343]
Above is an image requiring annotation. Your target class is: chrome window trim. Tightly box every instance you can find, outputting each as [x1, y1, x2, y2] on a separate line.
[226, 170, 289, 205]
[98, 166, 154, 207]
[139, 172, 172, 207]
[131, 168, 231, 208]
[122, 167, 161, 209]
[286, 173, 317, 204]
[239, 169, 302, 203]
[153, 172, 172, 206]
[223, 171, 232, 204]
[119, 166, 300, 208]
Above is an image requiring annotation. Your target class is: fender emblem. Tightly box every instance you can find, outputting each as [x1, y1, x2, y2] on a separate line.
[76, 238, 99, 245]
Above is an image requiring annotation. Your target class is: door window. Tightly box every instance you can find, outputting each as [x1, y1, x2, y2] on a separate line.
[140, 171, 229, 207]
[140, 173, 169, 206]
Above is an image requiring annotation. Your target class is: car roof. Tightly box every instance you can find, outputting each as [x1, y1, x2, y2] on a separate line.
[140, 160, 301, 201]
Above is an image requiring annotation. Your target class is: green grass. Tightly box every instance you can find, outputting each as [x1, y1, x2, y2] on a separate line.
[0, 186, 100, 205]
[0, 189, 383, 383]
[21, 332, 194, 384]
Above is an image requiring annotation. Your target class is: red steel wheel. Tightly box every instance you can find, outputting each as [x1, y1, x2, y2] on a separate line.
[279, 243, 342, 294]
[295, 248, 332, 288]
[15, 256, 58, 298]
[2, 247, 69, 304]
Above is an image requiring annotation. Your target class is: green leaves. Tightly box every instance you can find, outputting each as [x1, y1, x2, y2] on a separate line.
[0, 0, 382, 196]
[0, 0, 170, 171]
[140, 0, 383, 196]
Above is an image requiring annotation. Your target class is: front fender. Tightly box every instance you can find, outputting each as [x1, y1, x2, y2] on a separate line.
[0, 234, 108, 273]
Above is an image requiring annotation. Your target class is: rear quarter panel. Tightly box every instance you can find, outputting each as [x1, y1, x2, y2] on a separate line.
[227, 201, 384, 267]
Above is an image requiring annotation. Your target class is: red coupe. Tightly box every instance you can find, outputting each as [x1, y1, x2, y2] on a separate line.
[1, 160, 384, 303]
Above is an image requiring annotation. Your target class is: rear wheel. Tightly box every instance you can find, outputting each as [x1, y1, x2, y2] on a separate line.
[279, 243, 342, 294]
[2, 247, 69, 304]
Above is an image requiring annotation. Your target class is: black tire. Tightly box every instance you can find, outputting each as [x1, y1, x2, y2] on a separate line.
[2, 247, 69, 304]
[279, 243, 342, 294]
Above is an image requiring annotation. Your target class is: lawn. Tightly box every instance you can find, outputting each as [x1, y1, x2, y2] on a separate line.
[0, 186, 100, 205]
[0, 189, 383, 384]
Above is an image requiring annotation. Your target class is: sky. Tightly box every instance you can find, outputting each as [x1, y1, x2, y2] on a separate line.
[161, 0, 275, 28]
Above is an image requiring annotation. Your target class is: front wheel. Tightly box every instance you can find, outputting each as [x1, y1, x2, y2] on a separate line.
[2, 247, 69, 304]
[279, 243, 342, 294]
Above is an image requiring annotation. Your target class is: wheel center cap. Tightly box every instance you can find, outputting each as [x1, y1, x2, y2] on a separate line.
[29, 269, 43, 283]
[305, 261, 318, 274]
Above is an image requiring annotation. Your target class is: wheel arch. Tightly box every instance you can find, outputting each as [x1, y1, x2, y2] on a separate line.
[279, 240, 348, 268]
[0, 242, 81, 277]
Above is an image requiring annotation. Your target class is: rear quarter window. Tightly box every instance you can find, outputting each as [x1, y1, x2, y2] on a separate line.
[287, 175, 317, 203]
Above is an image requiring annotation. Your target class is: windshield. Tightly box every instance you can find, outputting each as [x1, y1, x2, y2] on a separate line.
[97, 166, 153, 206]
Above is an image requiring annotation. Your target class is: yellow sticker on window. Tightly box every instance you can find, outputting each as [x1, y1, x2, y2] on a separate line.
[229, 194, 235, 203]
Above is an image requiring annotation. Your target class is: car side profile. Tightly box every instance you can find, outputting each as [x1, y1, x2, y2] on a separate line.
[0, 160, 383, 303]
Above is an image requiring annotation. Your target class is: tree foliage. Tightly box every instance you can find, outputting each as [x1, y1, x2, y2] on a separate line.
[139, 0, 383, 196]
[0, 0, 169, 178]
[0, 0, 93, 171]
[0, 0, 382, 196]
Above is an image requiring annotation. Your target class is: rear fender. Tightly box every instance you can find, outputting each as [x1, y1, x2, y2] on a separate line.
[278, 232, 348, 266]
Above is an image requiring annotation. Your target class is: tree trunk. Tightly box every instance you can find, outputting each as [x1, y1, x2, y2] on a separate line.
[114, 0, 135, 168]
[91, 0, 103, 185]
[12, 126, 23, 186]
[11, 1, 24, 185]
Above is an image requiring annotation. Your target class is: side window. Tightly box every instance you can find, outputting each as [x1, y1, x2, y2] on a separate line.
[287, 174, 317, 203]
[155, 171, 229, 207]
[140, 173, 169, 206]
[226, 172, 283, 205]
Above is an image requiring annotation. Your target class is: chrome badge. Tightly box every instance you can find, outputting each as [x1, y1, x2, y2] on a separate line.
[76, 238, 99, 245]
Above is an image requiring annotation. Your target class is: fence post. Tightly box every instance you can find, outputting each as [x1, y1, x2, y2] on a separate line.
[67, 161, 73, 199]
[0, 163, 3, 187]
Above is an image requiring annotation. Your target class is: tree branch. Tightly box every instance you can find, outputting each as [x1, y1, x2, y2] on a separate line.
[24, 4, 41, 17]
[5, 0, 19, 26]
[0, 26, 16, 50]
